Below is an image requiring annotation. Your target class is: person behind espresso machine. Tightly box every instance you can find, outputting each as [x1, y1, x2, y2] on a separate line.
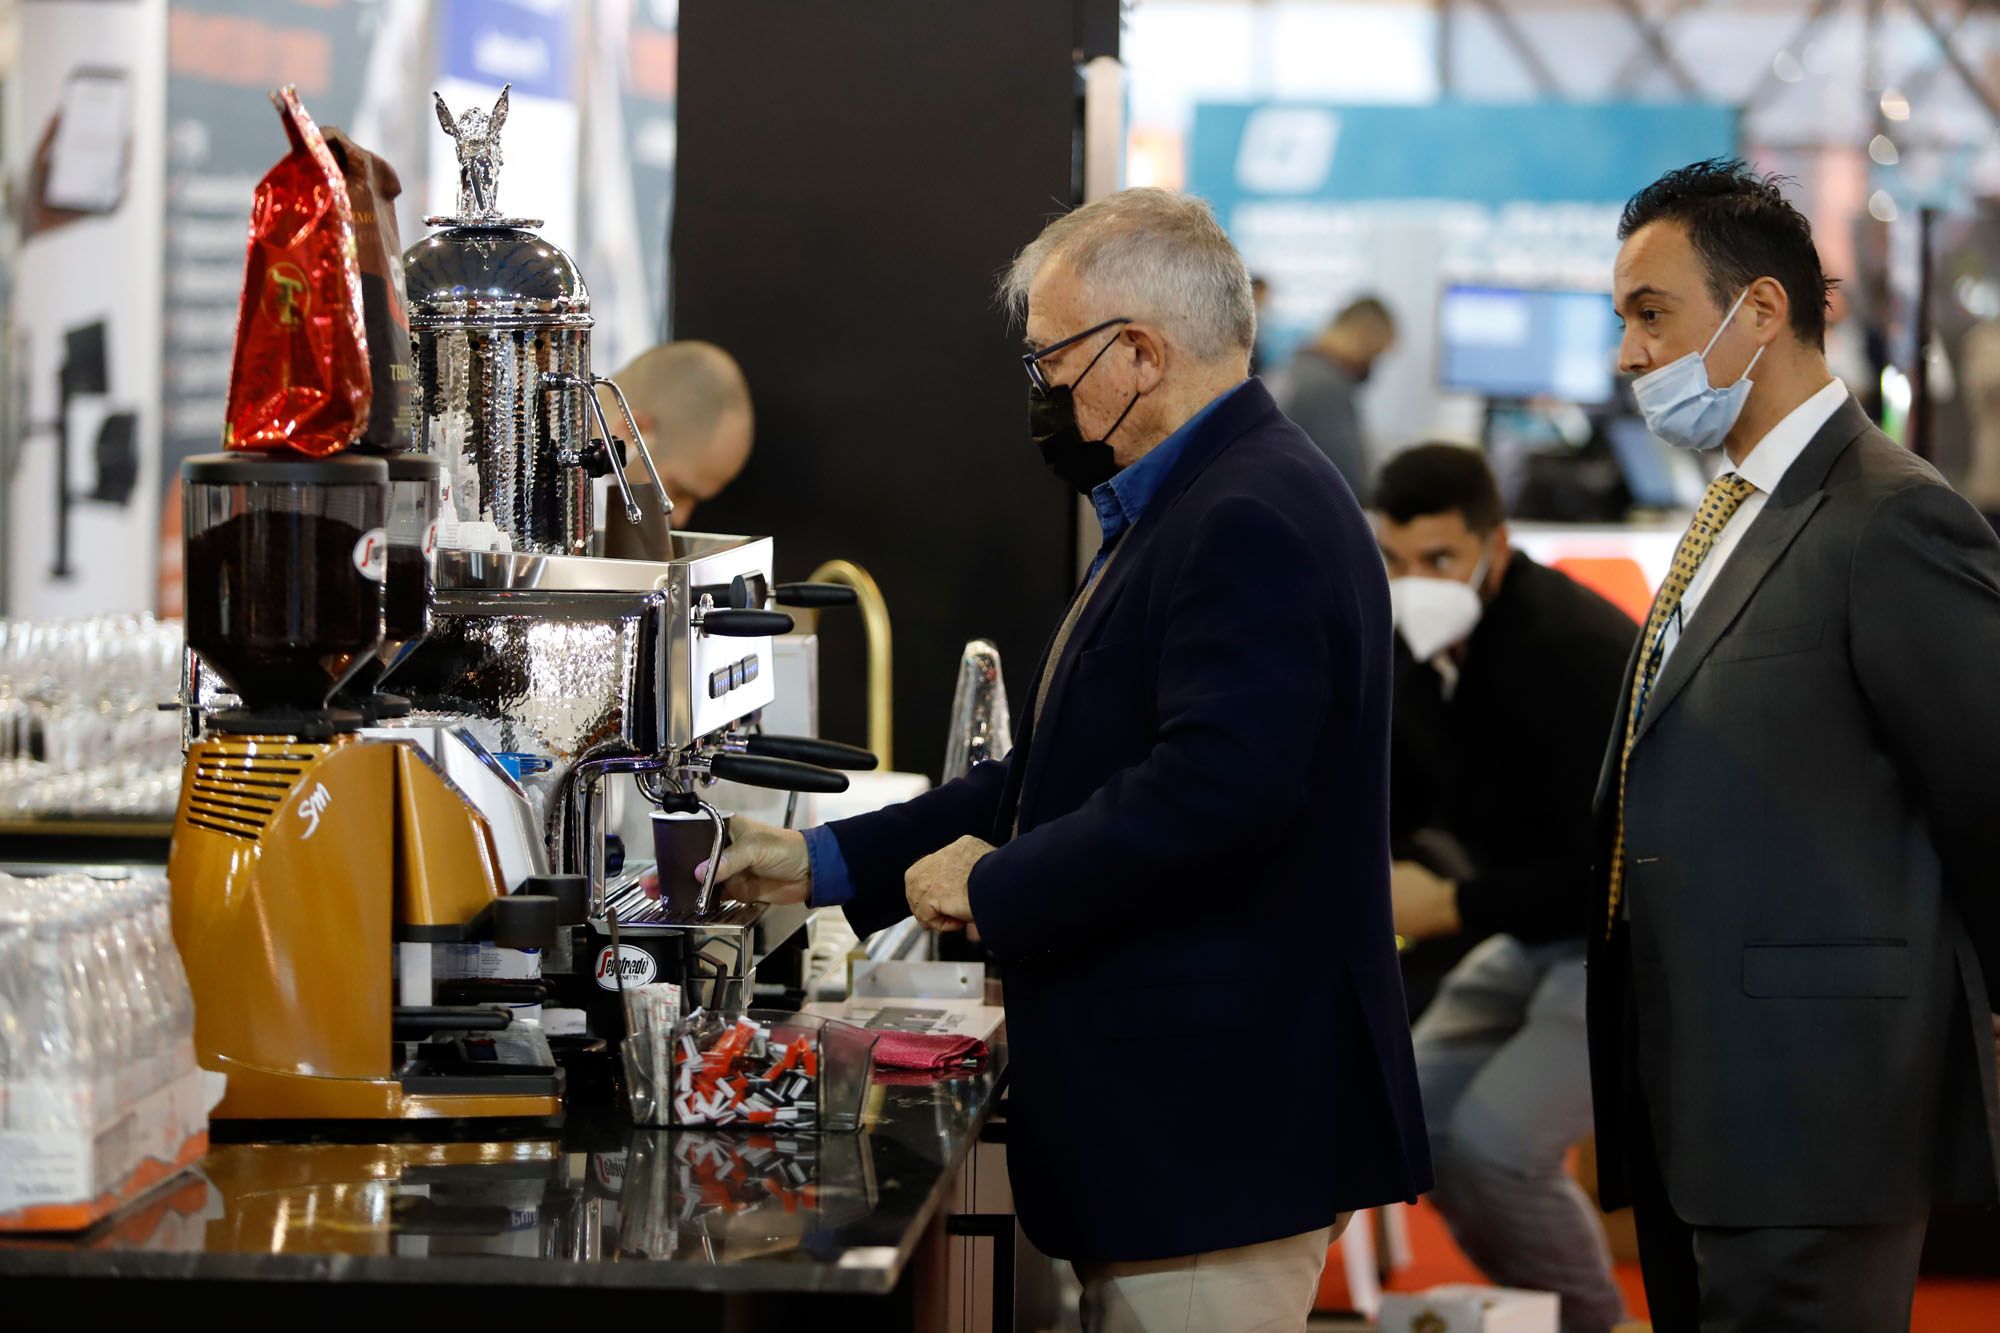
[1374, 443, 1634, 1333]
[599, 339, 754, 558]
[704, 188, 1430, 1331]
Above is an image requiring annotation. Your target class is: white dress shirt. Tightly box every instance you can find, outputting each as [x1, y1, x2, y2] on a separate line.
[1655, 377, 1848, 666]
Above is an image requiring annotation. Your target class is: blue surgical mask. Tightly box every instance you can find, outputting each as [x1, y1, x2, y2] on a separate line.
[1631, 288, 1764, 452]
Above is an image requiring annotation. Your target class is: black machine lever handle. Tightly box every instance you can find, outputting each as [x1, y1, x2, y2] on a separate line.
[392, 1005, 513, 1034]
[745, 734, 878, 771]
[699, 608, 794, 637]
[710, 752, 850, 794]
[434, 979, 549, 1006]
[772, 582, 858, 608]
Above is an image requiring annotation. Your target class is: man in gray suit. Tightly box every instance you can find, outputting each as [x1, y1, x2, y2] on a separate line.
[1592, 158, 2000, 1331]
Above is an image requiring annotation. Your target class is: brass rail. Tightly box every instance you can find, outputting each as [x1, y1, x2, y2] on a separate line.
[805, 559, 892, 770]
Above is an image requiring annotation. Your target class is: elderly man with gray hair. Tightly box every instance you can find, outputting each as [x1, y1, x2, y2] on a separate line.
[709, 188, 1430, 1331]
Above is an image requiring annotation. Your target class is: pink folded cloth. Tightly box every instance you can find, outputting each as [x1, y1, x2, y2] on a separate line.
[869, 1030, 988, 1076]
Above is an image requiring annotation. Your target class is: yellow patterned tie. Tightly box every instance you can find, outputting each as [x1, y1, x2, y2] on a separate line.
[1604, 471, 1759, 936]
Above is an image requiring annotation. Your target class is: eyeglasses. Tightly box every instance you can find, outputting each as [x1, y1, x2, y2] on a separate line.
[1021, 317, 1132, 393]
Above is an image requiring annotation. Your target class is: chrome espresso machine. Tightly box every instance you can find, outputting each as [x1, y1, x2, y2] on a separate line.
[177, 87, 873, 1046]
[391, 86, 875, 1025]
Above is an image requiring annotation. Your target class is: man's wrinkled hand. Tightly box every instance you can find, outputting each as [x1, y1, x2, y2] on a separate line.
[906, 835, 994, 933]
[1390, 860, 1462, 942]
[662, 816, 811, 906]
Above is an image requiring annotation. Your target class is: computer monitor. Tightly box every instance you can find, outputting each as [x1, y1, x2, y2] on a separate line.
[1606, 415, 1707, 510]
[1438, 285, 1620, 405]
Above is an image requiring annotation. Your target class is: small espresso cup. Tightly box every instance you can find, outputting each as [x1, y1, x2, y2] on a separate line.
[651, 808, 734, 918]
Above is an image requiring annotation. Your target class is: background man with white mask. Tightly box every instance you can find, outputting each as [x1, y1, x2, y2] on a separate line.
[1375, 443, 1636, 1333]
[1593, 158, 2000, 1331]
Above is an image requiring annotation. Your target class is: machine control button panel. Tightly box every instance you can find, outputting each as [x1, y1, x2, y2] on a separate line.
[707, 655, 763, 699]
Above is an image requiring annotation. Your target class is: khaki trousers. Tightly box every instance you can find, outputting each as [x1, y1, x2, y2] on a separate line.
[1075, 1217, 1349, 1333]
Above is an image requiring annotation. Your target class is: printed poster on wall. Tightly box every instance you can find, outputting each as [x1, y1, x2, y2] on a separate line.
[2, 0, 168, 618]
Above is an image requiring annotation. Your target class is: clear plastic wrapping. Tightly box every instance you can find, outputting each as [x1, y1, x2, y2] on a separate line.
[0, 874, 197, 1138]
[0, 873, 216, 1232]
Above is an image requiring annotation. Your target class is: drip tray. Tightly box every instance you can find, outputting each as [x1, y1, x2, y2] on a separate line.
[400, 1027, 563, 1097]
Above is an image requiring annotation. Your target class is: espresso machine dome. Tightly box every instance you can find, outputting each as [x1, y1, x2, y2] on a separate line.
[405, 84, 662, 555]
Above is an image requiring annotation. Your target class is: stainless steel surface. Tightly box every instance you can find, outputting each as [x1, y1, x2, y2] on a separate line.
[850, 960, 985, 1000]
[403, 590, 665, 758]
[690, 797, 728, 916]
[598, 881, 776, 1014]
[405, 226, 590, 331]
[407, 247, 592, 553]
[592, 374, 668, 528]
[435, 535, 763, 592]
[405, 87, 663, 556]
[420, 537, 779, 754]
[396, 535, 780, 907]
[368, 724, 550, 890]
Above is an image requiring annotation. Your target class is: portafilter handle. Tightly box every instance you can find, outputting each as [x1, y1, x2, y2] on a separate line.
[708, 751, 850, 794]
[744, 734, 878, 771]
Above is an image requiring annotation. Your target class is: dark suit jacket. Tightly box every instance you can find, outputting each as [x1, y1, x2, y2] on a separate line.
[1588, 395, 2000, 1227]
[827, 379, 1431, 1262]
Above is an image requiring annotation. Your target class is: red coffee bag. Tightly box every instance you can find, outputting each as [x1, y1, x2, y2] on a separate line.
[223, 85, 371, 455]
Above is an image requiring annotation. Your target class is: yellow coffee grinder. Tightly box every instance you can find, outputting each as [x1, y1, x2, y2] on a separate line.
[170, 452, 574, 1126]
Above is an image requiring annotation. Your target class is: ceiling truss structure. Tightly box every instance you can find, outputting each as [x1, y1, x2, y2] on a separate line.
[1435, 0, 2000, 139]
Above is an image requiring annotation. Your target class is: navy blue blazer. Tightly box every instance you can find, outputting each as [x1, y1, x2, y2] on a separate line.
[827, 379, 1431, 1262]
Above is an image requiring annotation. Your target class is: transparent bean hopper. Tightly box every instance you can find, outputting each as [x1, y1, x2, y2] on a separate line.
[181, 452, 388, 731]
[335, 453, 445, 719]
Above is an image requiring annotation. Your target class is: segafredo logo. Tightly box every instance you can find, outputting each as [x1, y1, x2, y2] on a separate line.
[594, 943, 656, 990]
[353, 528, 388, 581]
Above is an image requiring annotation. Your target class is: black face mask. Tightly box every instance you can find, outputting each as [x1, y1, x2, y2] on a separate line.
[1028, 332, 1140, 496]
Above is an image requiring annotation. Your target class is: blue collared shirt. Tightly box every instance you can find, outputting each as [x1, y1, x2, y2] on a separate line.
[1085, 383, 1239, 578]
[804, 382, 1248, 908]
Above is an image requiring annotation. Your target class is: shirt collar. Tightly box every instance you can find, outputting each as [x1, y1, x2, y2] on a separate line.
[1732, 378, 1848, 494]
[1091, 381, 1247, 544]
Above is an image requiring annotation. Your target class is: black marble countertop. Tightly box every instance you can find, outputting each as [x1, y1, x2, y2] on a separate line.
[0, 1054, 1005, 1296]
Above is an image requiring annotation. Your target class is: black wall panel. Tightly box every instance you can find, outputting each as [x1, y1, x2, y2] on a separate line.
[674, 1, 1115, 778]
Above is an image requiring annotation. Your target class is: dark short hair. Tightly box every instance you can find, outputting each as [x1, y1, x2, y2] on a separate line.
[1618, 158, 1835, 349]
[1376, 443, 1504, 534]
[1331, 295, 1395, 334]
